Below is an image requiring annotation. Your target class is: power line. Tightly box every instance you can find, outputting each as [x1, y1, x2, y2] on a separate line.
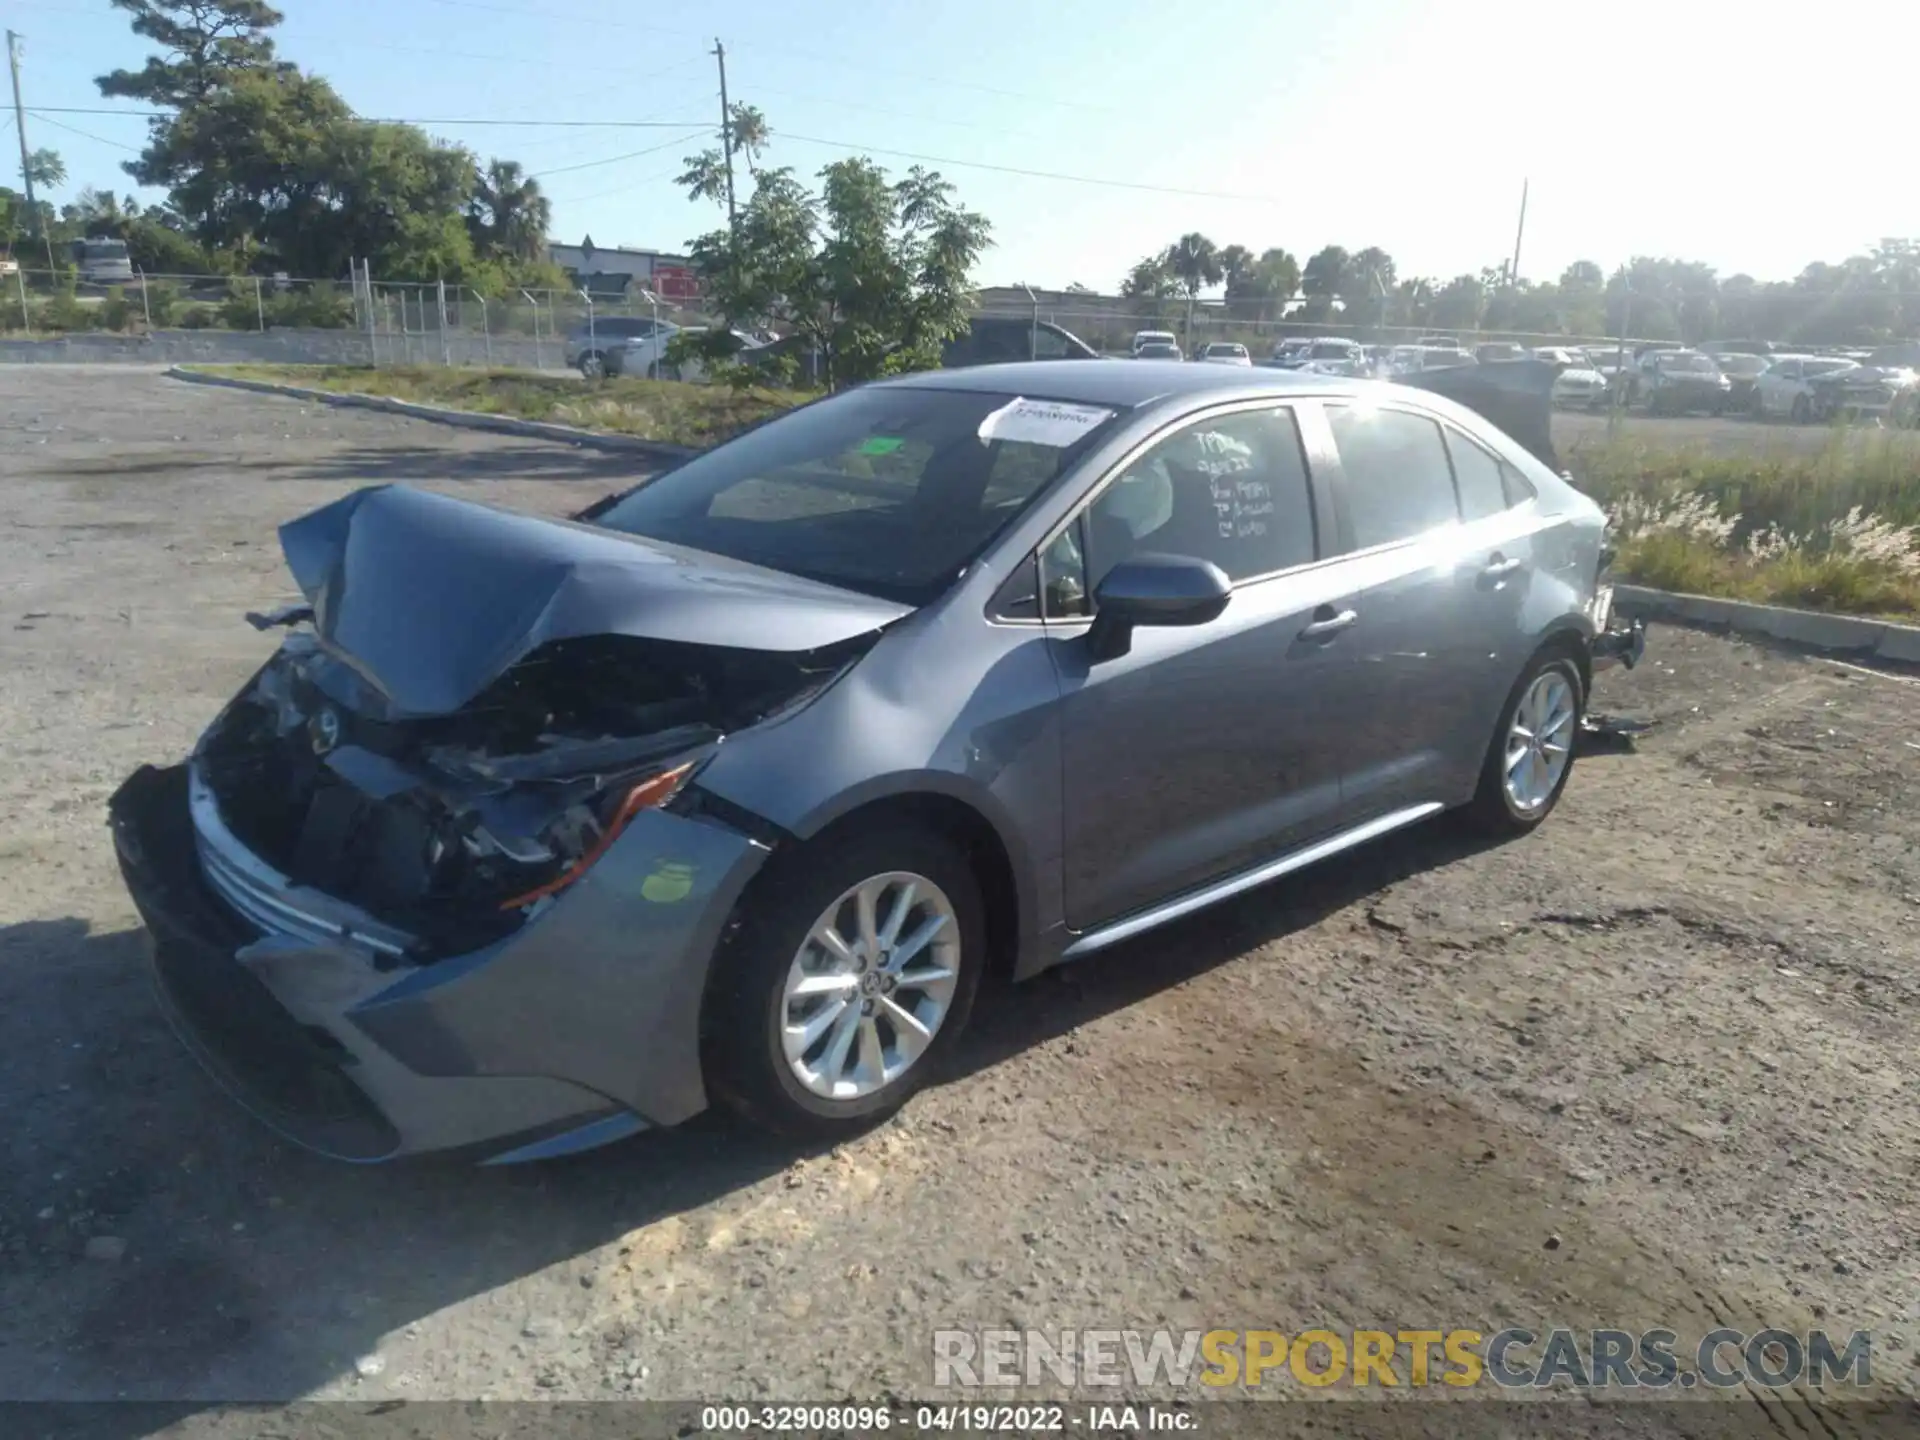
[26, 109, 142, 151]
[530, 129, 707, 180]
[774, 131, 1287, 203]
[29, 105, 712, 129]
[408, 0, 1129, 116]
[19, 106, 1274, 203]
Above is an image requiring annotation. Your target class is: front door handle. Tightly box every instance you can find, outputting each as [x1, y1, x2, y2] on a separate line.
[1481, 554, 1525, 580]
[1298, 608, 1358, 641]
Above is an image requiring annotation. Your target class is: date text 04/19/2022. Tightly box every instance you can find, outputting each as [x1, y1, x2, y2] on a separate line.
[697, 1403, 1198, 1431]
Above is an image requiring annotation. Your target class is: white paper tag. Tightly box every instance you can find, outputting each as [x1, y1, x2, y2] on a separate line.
[977, 397, 1114, 447]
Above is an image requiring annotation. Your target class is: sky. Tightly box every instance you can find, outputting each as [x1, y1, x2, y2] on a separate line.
[5, 0, 1916, 290]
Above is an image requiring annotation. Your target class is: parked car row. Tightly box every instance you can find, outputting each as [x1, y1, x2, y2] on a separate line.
[1534, 341, 1920, 423]
[565, 313, 1920, 426]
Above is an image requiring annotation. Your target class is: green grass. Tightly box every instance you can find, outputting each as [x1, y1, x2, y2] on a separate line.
[197, 365, 806, 449]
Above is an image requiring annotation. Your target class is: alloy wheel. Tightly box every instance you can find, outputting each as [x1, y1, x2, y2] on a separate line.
[1503, 671, 1576, 814]
[780, 871, 961, 1101]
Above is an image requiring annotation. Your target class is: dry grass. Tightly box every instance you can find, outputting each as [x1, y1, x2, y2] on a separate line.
[1565, 428, 1920, 619]
[198, 365, 804, 449]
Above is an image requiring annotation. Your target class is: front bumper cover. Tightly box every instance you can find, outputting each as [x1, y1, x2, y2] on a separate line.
[109, 762, 772, 1162]
[1591, 617, 1646, 673]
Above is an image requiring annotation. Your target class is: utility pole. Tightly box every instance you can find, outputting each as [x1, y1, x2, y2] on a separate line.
[1508, 178, 1529, 288]
[7, 31, 55, 276]
[713, 38, 737, 227]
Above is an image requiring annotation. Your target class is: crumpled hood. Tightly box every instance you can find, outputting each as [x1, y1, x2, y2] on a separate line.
[278, 484, 911, 716]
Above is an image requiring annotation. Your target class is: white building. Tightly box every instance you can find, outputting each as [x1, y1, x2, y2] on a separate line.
[547, 237, 701, 300]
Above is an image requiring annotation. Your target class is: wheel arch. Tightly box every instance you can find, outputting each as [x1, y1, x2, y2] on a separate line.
[731, 778, 1034, 988]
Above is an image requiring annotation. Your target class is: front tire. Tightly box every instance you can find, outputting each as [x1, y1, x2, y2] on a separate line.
[704, 823, 986, 1138]
[1790, 394, 1811, 424]
[578, 351, 606, 380]
[1462, 651, 1585, 836]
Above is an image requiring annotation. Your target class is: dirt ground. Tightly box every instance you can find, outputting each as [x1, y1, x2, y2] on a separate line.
[2, 368, 1917, 1432]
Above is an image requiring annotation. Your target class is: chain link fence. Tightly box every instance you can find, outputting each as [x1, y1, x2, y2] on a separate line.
[0, 262, 1677, 371]
[0, 265, 711, 370]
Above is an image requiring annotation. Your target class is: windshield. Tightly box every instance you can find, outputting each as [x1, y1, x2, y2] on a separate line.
[593, 386, 1125, 605]
[1139, 344, 1179, 357]
[1309, 342, 1353, 358]
[78, 240, 130, 260]
[1718, 355, 1769, 376]
[1659, 353, 1718, 373]
[1805, 359, 1856, 378]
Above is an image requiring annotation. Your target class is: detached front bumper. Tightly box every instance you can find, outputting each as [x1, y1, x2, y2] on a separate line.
[108, 762, 771, 1163]
[1591, 617, 1646, 673]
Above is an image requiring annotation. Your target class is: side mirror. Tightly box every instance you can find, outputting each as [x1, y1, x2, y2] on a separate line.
[1085, 554, 1232, 662]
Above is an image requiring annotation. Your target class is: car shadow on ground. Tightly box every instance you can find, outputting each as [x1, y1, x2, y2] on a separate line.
[280, 443, 662, 489]
[0, 815, 1507, 1423]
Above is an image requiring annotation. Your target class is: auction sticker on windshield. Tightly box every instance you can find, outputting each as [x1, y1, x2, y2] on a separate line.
[978, 397, 1114, 447]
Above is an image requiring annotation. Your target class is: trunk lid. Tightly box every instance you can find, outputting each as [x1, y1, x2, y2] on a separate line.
[279, 484, 911, 716]
[1395, 358, 1561, 471]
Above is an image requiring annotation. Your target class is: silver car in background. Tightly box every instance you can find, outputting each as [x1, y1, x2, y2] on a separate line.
[110, 362, 1643, 1164]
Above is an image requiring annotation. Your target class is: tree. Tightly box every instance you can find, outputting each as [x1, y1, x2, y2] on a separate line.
[1428, 273, 1487, 331]
[1217, 243, 1253, 295]
[1121, 250, 1178, 322]
[684, 120, 991, 388]
[467, 159, 552, 265]
[1300, 245, 1349, 300]
[727, 103, 770, 174]
[1297, 244, 1349, 322]
[97, 0, 286, 109]
[1347, 246, 1396, 328]
[24, 149, 66, 191]
[1165, 232, 1222, 339]
[1226, 246, 1298, 321]
[678, 102, 774, 208]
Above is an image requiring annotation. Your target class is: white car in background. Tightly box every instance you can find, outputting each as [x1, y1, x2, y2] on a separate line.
[1129, 329, 1179, 355]
[1196, 342, 1252, 366]
[1751, 354, 1859, 422]
[1534, 346, 1611, 410]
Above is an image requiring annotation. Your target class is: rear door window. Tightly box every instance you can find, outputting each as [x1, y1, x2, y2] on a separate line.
[1442, 428, 1512, 522]
[1324, 405, 1459, 549]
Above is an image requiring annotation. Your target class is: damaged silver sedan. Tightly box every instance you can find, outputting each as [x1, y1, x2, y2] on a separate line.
[110, 360, 1644, 1162]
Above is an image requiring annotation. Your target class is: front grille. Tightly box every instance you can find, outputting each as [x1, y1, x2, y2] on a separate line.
[189, 763, 416, 959]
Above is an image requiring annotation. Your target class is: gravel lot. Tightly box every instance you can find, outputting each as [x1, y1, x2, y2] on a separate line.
[2, 368, 1917, 1430]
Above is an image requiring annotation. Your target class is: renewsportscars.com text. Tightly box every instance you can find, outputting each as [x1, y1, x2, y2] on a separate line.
[931, 1327, 1873, 1391]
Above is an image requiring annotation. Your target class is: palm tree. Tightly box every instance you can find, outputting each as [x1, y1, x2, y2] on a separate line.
[1167, 232, 1222, 343]
[726, 103, 770, 175]
[470, 159, 552, 264]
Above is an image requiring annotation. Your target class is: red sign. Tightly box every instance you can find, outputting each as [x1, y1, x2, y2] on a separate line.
[652, 264, 701, 300]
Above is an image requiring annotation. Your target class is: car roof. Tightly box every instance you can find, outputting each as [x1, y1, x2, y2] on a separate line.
[880, 358, 1359, 407]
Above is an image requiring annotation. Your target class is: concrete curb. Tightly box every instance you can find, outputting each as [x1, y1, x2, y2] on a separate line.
[165, 366, 701, 461]
[1615, 583, 1920, 666]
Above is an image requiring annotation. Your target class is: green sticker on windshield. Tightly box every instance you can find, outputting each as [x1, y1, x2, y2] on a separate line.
[857, 436, 905, 455]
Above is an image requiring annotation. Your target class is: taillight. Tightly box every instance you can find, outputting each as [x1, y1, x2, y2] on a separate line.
[497, 762, 699, 911]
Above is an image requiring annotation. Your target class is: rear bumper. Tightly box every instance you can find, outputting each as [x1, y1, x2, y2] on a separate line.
[108, 762, 771, 1162]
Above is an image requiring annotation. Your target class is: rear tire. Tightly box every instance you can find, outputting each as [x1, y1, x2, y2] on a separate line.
[704, 823, 986, 1139]
[1790, 394, 1811, 424]
[1462, 650, 1585, 837]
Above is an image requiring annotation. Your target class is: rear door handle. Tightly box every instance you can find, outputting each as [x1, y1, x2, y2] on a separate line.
[1481, 554, 1525, 580]
[1298, 608, 1358, 640]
